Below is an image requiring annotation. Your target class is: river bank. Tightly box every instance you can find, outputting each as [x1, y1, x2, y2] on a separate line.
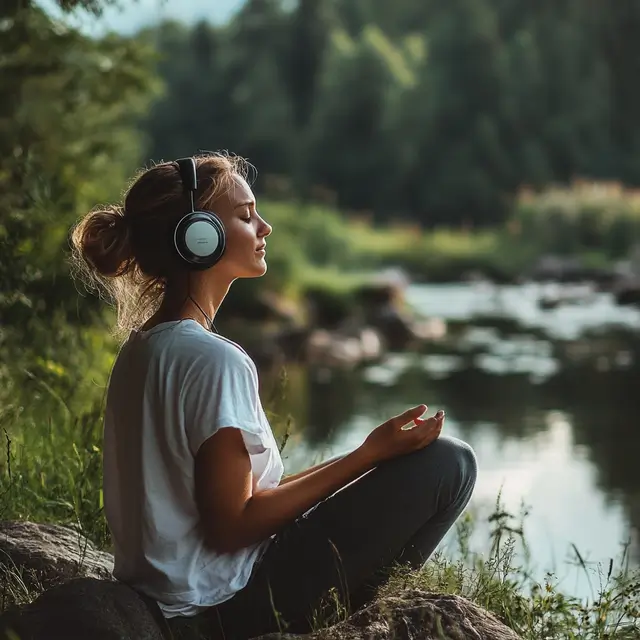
[1, 502, 639, 639]
[1, 282, 639, 638]
[216, 261, 640, 375]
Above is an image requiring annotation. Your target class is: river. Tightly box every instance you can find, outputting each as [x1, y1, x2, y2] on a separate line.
[269, 282, 640, 601]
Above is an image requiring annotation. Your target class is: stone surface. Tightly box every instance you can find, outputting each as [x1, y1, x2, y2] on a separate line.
[0, 522, 521, 640]
[1, 582, 521, 640]
[0, 577, 166, 640]
[0, 520, 114, 589]
[256, 590, 521, 640]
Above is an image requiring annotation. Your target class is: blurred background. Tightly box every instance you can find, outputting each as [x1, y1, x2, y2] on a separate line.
[2, 0, 640, 602]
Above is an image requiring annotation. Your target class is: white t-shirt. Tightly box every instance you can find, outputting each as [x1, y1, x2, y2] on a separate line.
[102, 319, 284, 618]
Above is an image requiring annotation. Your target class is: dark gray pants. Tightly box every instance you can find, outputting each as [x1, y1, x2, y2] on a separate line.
[167, 436, 477, 639]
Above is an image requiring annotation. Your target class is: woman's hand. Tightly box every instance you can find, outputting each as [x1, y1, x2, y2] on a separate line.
[359, 404, 444, 465]
[195, 406, 443, 554]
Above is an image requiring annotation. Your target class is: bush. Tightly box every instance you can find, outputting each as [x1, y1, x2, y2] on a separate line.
[513, 181, 640, 260]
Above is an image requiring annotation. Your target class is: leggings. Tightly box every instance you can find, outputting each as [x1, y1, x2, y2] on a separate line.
[166, 435, 477, 640]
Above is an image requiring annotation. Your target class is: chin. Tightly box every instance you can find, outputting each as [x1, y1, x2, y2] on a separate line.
[239, 263, 268, 278]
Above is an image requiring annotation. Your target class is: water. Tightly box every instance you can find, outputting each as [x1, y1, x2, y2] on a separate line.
[273, 282, 640, 600]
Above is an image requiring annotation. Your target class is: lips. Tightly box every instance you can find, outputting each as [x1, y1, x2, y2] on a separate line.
[256, 244, 266, 252]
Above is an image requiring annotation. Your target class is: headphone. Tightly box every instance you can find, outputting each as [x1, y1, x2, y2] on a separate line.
[173, 157, 226, 270]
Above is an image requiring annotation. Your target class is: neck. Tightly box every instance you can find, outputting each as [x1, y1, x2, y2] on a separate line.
[154, 272, 232, 331]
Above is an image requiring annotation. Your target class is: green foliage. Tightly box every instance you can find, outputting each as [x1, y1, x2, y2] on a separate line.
[133, 0, 640, 231]
[3, 6, 640, 636]
[141, 7, 295, 174]
[0, 3, 159, 393]
[3, 391, 640, 639]
[375, 500, 640, 639]
[307, 25, 418, 215]
[0, 395, 110, 549]
[513, 182, 640, 260]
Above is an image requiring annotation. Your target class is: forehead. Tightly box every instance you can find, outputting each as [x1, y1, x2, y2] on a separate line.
[227, 174, 254, 205]
[208, 173, 255, 216]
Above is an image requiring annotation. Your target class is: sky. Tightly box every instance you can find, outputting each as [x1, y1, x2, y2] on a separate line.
[38, 0, 247, 36]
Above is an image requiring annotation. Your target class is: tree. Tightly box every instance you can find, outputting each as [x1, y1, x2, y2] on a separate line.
[404, 0, 512, 226]
[0, 2, 158, 397]
[594, 0, 640, 183]
[279, 0, 333, 197]
[309, 26, 417, 214]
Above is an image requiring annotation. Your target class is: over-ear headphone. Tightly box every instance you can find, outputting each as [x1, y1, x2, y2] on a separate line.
[173, 157, 226, 270]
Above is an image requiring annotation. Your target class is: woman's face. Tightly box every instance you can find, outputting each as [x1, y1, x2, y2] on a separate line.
[212, 174, 272, 279]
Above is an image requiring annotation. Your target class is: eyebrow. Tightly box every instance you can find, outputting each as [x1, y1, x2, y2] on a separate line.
[234, 200, 254, 210]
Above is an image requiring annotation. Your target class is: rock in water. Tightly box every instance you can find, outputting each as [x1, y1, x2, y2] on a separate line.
[255, 590, 521, 640]
[0, 520, 114, 592]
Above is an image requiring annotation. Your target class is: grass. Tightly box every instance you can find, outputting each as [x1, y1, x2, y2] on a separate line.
[303, 496, 640, 639]
[380, 505, 640, 640]
[1, 390, 639, 639]
[259, 180, 640, 290]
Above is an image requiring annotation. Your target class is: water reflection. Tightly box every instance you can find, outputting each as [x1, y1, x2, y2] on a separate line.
[268, 283, 640, 599]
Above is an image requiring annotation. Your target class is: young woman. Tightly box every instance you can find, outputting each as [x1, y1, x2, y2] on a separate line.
[70, 152, 477, 640]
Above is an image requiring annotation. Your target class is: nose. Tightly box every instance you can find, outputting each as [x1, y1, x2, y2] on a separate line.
[258, 216, 272, 238]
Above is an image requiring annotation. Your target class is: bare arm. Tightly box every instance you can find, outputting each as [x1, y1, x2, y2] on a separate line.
[278, 454, 347, 486]
[195, 428, 375, 554]
[195, 406, 443, 555]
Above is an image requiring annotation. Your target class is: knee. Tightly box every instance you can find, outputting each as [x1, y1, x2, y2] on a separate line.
[429, 436, 478, 494]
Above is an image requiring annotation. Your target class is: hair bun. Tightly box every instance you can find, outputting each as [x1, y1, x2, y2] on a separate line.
[70, 205, 133, 278]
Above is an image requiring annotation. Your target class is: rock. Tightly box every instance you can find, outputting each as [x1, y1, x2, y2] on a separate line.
[529, 255, 615, 284]
[255, 590, 521, 640]
[613, 277, 640, 307]
[537, 284, 597, 310]
[368, 306, 419, 351]
[615, 286, 640, 306]
[1, 583, 521, 640]
[0, 577, 165, 640]
[0, 523, 520, 640]
[306, 328, 382, 368]
[0, 521, 114, 590]
[305, 288, 353, 330]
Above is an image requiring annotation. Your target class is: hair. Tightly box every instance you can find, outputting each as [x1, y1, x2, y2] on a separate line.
[69, 151, 254, 336]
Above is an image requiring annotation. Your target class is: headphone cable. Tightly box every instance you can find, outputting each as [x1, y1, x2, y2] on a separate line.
[185, 273, 218, 334]
[189, 294, 218, 334]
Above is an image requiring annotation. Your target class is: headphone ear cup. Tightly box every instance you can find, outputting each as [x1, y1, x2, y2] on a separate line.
[174, 211, 226, 270]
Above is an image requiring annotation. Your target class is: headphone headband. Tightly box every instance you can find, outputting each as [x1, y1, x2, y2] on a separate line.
[176, 158, 198, 194]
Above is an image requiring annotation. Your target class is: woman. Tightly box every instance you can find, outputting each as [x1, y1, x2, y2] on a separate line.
[70, 152, 477, 640]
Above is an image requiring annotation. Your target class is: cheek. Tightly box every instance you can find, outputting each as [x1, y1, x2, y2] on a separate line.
[222, 225, 253, 258]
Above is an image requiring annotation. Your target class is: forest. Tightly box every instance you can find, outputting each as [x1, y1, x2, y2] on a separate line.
[3, 0, 640, 375]
[140, 0, 640, 226]
[2, 2, 640, 637]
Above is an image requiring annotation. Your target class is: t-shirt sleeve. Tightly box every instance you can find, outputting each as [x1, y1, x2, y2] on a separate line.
[181, 346, 267, 458]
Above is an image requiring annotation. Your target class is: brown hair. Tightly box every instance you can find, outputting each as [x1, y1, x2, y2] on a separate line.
[69, 151, 253, 336]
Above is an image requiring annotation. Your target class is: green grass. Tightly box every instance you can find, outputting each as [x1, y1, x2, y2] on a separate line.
[258, 181, 640, 288]
[381, 506, 640, 639]
[1, 396, 639, 639]
[0, 396, 110, 550]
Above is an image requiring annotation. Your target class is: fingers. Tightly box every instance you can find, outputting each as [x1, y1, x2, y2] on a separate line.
[390, 404, 427, 429]
[414, 409, 445, 427]
[412, 410, 445, 443]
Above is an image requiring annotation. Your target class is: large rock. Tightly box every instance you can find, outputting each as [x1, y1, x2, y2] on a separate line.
[1, 582, 521, 640]
[0, 520, 114, 589]
[0, 578, 166, 640]
[258, 590, 521, 640]
[0, 522, 521, 640]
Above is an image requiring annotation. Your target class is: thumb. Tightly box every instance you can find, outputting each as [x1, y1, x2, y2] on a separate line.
[389, 404, 427, 429]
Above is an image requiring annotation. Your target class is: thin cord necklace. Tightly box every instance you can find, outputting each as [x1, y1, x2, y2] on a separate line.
[188, 294, 218, 334]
